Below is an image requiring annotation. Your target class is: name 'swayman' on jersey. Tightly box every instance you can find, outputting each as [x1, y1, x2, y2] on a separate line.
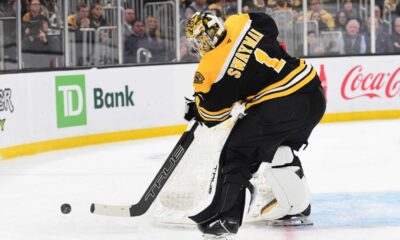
[227, 28, 264, 79]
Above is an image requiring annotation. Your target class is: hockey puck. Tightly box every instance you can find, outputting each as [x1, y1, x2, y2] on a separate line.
[61, 203, 72, 214]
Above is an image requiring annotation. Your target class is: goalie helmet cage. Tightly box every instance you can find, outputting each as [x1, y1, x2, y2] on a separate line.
[148, 117, 273, 226]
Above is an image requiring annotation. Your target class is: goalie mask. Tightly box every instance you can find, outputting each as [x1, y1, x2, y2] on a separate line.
[186, 11, 226, 56]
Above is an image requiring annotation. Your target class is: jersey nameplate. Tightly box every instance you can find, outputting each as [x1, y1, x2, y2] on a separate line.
[227, 28, 264, 79]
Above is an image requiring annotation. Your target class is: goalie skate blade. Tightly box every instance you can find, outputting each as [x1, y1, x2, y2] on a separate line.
[266, 217, 313, 227]
[90, 203, 131, 217]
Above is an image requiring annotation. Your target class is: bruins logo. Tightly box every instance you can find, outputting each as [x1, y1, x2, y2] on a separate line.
[193, 71, 205, 84]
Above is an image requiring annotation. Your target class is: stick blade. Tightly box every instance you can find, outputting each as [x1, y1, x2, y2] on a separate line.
[90, 203, 132, 217]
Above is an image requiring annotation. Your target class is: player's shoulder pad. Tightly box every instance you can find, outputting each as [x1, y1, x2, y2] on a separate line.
[225, 13, 250, 28]
[193, 67, 211, 94]
[248, 12, 278, 38]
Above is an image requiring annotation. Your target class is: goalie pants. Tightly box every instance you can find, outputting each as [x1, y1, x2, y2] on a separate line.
[189, 85, 326, 226]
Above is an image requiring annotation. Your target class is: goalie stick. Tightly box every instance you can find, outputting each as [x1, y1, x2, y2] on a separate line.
[90, 121, 200, 217]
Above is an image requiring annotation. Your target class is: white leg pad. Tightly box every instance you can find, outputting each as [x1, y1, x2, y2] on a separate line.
[259, 146, 310, 220]
[261, 166, 310, 220]
[270, 146, 294, 167]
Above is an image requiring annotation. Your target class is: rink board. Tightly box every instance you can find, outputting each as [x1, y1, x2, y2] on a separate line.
[1, 55, 399, 159]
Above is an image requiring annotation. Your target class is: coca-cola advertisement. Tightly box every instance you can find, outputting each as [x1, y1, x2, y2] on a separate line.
[308, 55, 400, 116]
[341, 66, 400, 100]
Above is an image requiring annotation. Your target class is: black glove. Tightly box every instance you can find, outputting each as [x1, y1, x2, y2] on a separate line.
[184, 98, 197, 122]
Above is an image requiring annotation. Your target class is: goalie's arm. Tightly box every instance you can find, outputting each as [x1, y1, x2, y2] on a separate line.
[194, 80, 241, 127]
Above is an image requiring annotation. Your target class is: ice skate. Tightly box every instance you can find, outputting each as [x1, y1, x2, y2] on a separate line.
[265, 205, 313, 227]
[199, 218, 238, 240]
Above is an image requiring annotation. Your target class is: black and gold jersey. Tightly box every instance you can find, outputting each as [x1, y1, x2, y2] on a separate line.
[192, 12, 321, 124]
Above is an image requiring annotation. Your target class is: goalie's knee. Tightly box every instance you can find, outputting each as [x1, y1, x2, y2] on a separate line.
[260, 146, 310, 220]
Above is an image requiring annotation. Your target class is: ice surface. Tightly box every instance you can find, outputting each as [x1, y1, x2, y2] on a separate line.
[1, 120, 400, 240]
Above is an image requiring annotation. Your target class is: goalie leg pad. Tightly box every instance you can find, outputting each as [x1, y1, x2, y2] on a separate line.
[259, 146, 311, 220]
[189, 145, 254, 226]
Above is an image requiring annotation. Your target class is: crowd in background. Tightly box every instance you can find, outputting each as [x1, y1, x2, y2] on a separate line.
[181, 0, 400, 56]
[0, 0, 399, 70]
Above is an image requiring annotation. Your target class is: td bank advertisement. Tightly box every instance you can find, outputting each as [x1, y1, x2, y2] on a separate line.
[55, 74, 138, 129]
[0, 65, 193, 151]
[55, 75, 88, 128]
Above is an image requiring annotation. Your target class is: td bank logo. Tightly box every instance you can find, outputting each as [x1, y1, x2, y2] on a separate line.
[55, 75, 87, 128]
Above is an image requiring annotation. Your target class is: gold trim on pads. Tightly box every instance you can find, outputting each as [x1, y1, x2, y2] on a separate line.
[1, 110, 400, 160]
[0, 125, 187, 160]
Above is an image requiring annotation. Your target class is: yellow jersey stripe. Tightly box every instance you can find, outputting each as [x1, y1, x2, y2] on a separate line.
[195, 97, 233, 121]
[197, 110, 231, 122]
[245, 68, 317, 109]
[195, 97, 233, 115]
[246, 59, 306, 101]
[251, 63, 312, 102]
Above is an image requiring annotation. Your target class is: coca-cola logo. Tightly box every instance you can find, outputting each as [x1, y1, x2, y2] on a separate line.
[341, 65, 400, 99]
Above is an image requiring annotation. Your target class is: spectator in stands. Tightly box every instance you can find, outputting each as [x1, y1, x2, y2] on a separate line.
[145, 16, 166, 62]
[392, 3, 400, 26]
[124, 8, 135, 39]
[208, 2, 223, 18]
[289, 0, 302, 14]
[342, 0, 359, 20]
[0, 0, 17, 19]
[178, 38, 199, 62]
[89, 2, 112, 64]
[67, 3, 90, 66]
[0, 0, 17, 70]
[311, 11, 330, 31]
[225, 0, 238, 17]
[21, 0, 30, 17]
[273, 0, 292, 11]
[375, 0, 385, 11]
[364, 17, 393, 54]
[123, 8, 135, 63]
[67, 3, 90, 30]
[335, 10, 348, 32]
[89, 2, 107, 29]
[145, 16, 161, 43]
[307, 31, 325, 56]
[124, 19, 150, 64]
[251, 0, 265, 10]
[41, 0, 61, 27]
[185, 0, 208, 19]
[22, 0, 52, 68]
[241, 0, 257, 13]
[392, 17, 400, 53]
[296, 31, 325, 56]
[0, 1, 7, 15]
[181, 0, 192, 12]
[305, 0, 335, 30]
[207, 0, 231, 19]
[375, 6, 383, 25]
[343, 18, 367, 55]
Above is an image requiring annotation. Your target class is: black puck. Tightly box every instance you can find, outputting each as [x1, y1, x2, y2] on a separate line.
[61, 203, 72, 214]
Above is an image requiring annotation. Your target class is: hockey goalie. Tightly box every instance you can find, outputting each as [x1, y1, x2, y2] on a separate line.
[152, 10, 326, 240]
